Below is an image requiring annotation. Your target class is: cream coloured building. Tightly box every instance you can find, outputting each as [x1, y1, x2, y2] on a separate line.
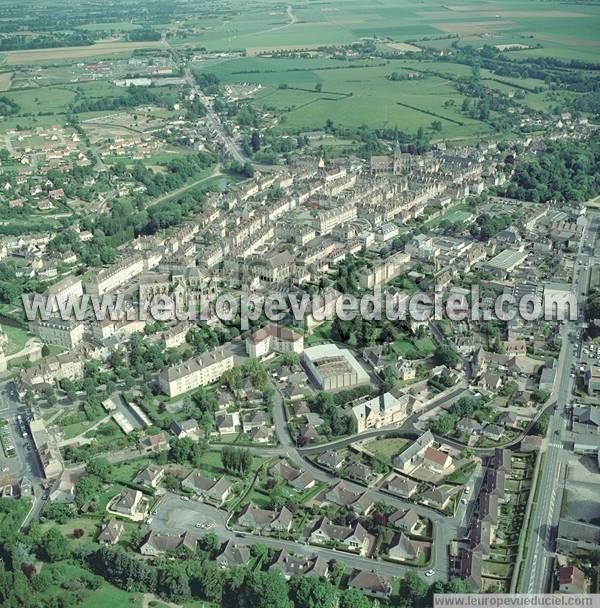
[158, 346, 234, 398]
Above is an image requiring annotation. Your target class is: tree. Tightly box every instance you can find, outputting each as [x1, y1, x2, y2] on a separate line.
[251, 131, 261, 153]
[86, 457, 112, 482]
[289, 575, 337, 608]
[315, 83, 323, 92]
[340, 588, 371, 608]
[433, 345, 460, 368]
[240, 570, 291, 608]
[37, 528, 70, 562]
[198, 532, 219, 555]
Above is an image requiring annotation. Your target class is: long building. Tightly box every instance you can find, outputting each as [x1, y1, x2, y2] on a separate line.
[158, 346, 234, 398]
[85, 255, 145, 295]
[30, 317, 85, 348]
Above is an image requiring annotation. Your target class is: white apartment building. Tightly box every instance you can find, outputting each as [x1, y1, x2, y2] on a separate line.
[45, 275, 83, 312]
[313, 202, 357, 235]
[85, 255, 145, 295]
[30, 317, 85, 348]
[158, 346, 234, 398]
[245, 323, 304, 358]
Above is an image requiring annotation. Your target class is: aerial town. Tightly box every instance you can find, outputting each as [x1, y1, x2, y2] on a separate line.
[0, 1, 598, 607]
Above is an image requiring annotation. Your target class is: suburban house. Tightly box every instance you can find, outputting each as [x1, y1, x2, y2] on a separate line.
[216, 541, 250, 569]
[420, 487, 452, 511]
[269, 550, 329, 580]
[170, 418, 200, 439]
[237, 502, 293, 533]
[140, 531, 197, 557]
[422, 446, 453, 472]
[110, 488, 144, 517]
[269, 460, 315, 491]
[324, 482, 374, 515]
[386, 474, 418, 499]
[393, 430, 434, 474]
[557, 565, 586, 594]
[348, 569, 392, 599]
[388, 532, 422, 561]
[389, 508, 420, 534]
[482, 423, 504, 441]
[317, 450, 345, 470]
[309, 517, 369, 555]
[181, 470, 232, 506]
[97, 520, 124, 545]
[349, 390, 415, 433]
[134, 464, 164, 488]
[457, 418, 483, 434]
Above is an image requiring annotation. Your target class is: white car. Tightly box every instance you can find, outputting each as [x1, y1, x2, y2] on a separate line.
[425, 570, 435, 577]
[195, 523, 203, 528]
[464, 487, 470, 494]
[180, 496, 190, 501]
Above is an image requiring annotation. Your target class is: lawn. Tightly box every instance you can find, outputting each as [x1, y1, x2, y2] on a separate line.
[39, 561, 143, 608]
[0, 323, 30, 355]
[366, 437, 410, 464]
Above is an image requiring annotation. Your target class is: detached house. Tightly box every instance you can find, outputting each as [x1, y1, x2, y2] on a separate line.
[237, 502, 293, 533]
[309, 517, 369, 555]
[348, 570, 391, 599]
[140, 531, 197, 557]
[388, 532, 422, 561]
[134, 464, 164, 488]
[182, 470, 232, 506]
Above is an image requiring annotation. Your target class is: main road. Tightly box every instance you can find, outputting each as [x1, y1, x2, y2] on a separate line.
[519, 211, 598, 592]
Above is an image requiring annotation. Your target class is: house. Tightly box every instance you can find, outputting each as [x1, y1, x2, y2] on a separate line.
[389, 508, 420, 534]
[299, 423, 319, 444]
[457, 418, 483, 434]
[484, 469, 506, 502]
[110, 488, 143, 517]
[317, 450, 345, 470]
[170, 418, 199, 439]
[557, 565, 586, 594]
[345, 461, 373, 484]
[134, 464, 164, 488]
[215, 411, 239, 436]
[242, 410, 269, 433]
[420, 487, 452, 511]
[348, 569, 391, 599]
[349, 390, 414, 433]
[470, 520, 492, 554]
[393, 430, 434, 473]
[482, 423, 504, 441]
[482, 372, 502, 391]
[237, 503, 293, 533]
[181, 470, 232, 506]
[497, 411, 518, 428]
[140, 432, 168, 453]
[97, 521, 124, 545]
[479, 492, 499, 529]
[423, 446, 453, 472]
[573, 405, 600, 435]
[269, 550, 329, 580]
[556, 518, 600, 554]
[388, 532, 422, 561]
[216, 540, 250, 568]
[309, 517, 369, 555]
[140, 531, 197, 557]
[460, 549, 482, 591]
[324, 481, 374, 514]
[249, 425, 273, 443]
[269, 460, 315, 491]
[386, 474, 418, 499]
[491, 448, 511, 473]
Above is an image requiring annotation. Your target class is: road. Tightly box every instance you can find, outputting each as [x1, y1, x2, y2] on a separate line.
[519, 211, 599, 592]
[185, 69, 249, 165]
[151, 491, 445, 582]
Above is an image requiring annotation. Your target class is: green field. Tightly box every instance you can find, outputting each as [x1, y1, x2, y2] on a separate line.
[175, 0, 600, 62]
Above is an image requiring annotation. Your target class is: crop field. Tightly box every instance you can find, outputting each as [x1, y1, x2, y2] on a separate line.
[173, 0, 600, 62]
[4, 40, 168, 65]
[196, 55, 492, 137]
